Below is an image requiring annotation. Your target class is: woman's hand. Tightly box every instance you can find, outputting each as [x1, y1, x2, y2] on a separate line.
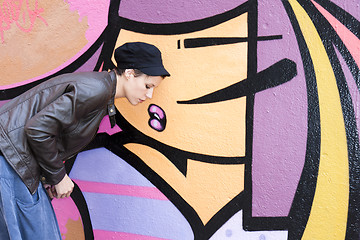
[43, 184, 56, 199]
[54, 174, 74, 199]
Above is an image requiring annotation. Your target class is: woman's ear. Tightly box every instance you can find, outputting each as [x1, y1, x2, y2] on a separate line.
[125, 69, 134, 80]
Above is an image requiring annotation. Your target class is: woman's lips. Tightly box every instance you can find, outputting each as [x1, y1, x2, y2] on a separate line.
[148, 104, 166, 132]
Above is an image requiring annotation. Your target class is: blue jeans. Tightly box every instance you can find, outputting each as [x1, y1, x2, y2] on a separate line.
[0, 154, 62, 240]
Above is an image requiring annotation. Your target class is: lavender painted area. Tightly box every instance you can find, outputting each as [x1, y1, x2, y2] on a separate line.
[118, 0, 247, 23]
[74, 44, 104, 73]
[70, 148, 154, 187]
[210, 210, 288, 239]
[83, 191, 193, 239]
[71, 148, 193, 239]
[328, 0, 360, 22]
[252, 0, 307, 217]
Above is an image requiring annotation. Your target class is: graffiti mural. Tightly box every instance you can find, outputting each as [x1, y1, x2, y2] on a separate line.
[0, 0, 359, 239]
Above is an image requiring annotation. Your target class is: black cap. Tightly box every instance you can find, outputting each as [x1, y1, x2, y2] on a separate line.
[114, 42, 170, 77]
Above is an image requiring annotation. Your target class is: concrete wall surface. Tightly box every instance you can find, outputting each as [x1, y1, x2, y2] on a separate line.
[0, 0, 359, 239]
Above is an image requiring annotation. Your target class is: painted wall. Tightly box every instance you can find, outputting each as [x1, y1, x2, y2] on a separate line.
[0, 0, 359, 239]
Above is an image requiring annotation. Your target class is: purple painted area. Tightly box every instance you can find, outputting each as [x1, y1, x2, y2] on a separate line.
[328, 0, 360, 22]
[74, 44, 104, 73]
[83, 190, 193, 239]
[118, 0, 247, 23]
[334, 47, 360, 142]
[69, 148, 154, 187]
[252, 0, 307, 217]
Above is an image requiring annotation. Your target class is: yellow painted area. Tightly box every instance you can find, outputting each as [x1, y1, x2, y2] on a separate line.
[114, 13, 248, 157]
[124, 143, 244, 225]
[288, 1, 349, 239]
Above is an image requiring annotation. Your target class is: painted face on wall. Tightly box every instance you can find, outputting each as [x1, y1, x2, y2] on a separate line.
[114, 14, 248, 158]
[113, 13, 248, 224]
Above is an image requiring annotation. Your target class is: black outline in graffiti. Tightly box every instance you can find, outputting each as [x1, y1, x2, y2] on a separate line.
[284, 0, 360, 239]
[1, 0, 359, 239]
[181, 35, 282, 48]
[177, 58, 296, 104]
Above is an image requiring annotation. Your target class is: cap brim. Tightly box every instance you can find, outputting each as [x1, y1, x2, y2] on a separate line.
[139, 66, 170, 77]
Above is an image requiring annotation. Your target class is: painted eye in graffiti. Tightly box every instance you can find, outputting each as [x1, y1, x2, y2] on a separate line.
[180, 35, 282, 49]
[148, 104, 167, 132]
[177, 58, 297, 104]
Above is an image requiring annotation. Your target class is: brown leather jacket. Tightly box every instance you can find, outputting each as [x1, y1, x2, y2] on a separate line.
[0, 71, 117, 194]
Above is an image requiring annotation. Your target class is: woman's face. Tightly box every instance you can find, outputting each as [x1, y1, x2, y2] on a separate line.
[124, 71, 163, 106]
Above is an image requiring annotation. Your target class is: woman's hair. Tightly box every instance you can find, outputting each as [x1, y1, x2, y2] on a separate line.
[114, 68, 144, 77]
[114, 67, 166, 78]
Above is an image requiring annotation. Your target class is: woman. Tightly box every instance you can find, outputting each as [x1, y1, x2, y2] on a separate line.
[0, 42, 170, 239]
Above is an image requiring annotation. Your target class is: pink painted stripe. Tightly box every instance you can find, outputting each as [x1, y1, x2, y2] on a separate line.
[93, 229, 169, 240]
[97, 115, 122, 135]
[73, 179, 168, 201]
[312, 1, 360, 68]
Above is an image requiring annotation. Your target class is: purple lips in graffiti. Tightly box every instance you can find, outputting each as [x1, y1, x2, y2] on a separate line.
[148, 104, 166, 132]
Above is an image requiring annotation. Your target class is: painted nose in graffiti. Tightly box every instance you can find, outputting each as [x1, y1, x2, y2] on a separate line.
[177, 58, 297, 104]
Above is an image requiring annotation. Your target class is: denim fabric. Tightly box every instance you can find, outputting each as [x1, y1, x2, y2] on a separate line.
[0, 154, 62, 240]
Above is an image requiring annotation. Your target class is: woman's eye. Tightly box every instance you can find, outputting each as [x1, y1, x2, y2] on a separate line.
[146, 85, 151, 89]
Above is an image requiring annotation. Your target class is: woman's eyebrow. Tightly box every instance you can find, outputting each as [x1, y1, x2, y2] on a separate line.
[178, 35, 282, 49]
[177, 58, 297, 104]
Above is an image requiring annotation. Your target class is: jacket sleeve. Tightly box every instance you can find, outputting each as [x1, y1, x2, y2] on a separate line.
[24, 82, 108, 185]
